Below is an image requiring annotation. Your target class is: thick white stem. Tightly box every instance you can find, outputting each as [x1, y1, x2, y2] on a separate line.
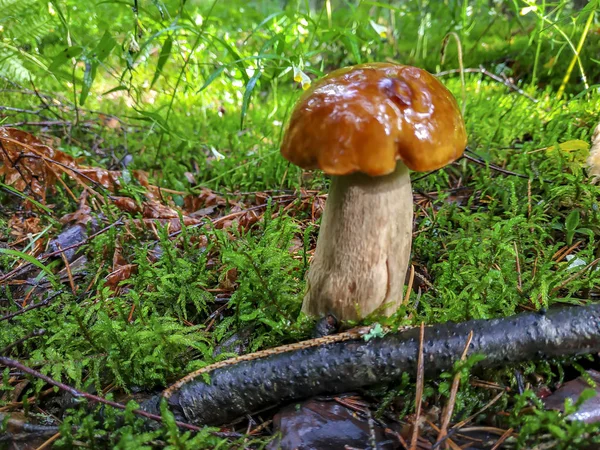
[302, 163, 413, 320]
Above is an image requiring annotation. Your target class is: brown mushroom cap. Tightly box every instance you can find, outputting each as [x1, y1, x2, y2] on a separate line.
[281, 63, 467, 176]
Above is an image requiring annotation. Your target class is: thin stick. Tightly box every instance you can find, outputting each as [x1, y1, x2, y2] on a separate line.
[463, 150, 529, 180]
[410, 322, 426, 450]
[550, 257, 600, 294]
[435, 66, 538, 103]
[0, 292, 63, 322]
[402, 265, 415, 306]
[58, 243, 77, 295]
[490, 427, 514, 450]
[552, 240, 583, 263]
[0, 329, 46, 354]
[451, 390, 505, 431]
[428, 420, 461, 450]
[35, 432, 61, 450]
[0, 356, 202, 432]
[436, 331, 474, 447]
[0, 219, 123, 284]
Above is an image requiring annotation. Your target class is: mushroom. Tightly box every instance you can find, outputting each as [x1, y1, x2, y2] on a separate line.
[281, 63, 467, 321]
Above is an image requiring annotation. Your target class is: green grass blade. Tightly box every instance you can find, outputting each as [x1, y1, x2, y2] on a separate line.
[151, 35, 174, 88]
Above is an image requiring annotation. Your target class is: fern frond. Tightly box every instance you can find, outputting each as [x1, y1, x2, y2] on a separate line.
[0, 0, 52, 82]
[0, 48, 34, 82]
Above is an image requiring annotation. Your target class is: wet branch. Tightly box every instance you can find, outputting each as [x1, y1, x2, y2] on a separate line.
[146, 304, 600, 426]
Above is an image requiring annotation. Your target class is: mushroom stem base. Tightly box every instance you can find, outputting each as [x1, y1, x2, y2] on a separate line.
[302, 163, 413, 320]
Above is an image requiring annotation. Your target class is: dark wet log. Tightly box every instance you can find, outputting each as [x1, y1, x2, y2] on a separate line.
[144, 304, 600, 426]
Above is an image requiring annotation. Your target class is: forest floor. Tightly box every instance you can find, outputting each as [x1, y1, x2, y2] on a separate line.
[1, 1, 600, 449]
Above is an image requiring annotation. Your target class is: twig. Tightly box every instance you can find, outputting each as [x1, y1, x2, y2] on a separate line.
[552, 240, 583, 263]
[0, 356, 237, 436]
[435, 66, 539, 103]
[490, 427, 514, 450]
[149, 304, 600, 426]
[451, 390, 505, 431]
[35, 432, 61, 450]
[0, 329, 46, 354]
[435, 331, 474, 448]
[428, 421, 461, 450]
[0, 219, 123, 284]
[58, 243, 77, 295]
[550, 257, 600, 294]
[0, 106, 46, 115]
[0, 292, 63, 322]
[410, 322, 426, 450]
[463, 149, 529, 180]
[0, 120, 94, 128]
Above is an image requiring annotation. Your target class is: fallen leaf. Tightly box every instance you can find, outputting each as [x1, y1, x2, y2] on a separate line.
[543, 370, 600, 423]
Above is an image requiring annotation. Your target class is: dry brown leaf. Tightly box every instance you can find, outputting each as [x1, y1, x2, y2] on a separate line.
[60, 192, 93, 225]
[105, 263, 137, 291]
[8, 216, 42, 239]
[219, 267, 238, 290]
[142, 201, 180, 219]
[111, 196, 142, 214]
[131, 217, 204, 235]
[183, 188, 227, 214]
[0, 127, 80, 200]
[77, 167, 150, 191]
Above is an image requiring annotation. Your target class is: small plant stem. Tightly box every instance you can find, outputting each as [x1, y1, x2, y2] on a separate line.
[557, 6, 595, 99]
[154, 0, 218, 163]
[531, 0, 545, 87]
[537, 9, 589, 96]
[514, 242, 523, 292]
[441, 32, 466, 116]
[402, 265, 415, 307]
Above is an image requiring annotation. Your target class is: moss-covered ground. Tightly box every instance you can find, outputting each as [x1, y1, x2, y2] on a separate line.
[1, 1, 600, 448]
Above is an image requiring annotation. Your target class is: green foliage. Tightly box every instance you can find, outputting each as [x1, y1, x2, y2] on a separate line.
[363, 323, 386, 341]
[219, 213, 304, 348]
[510, 390, 600, 449]
[0, 0, 51, 82]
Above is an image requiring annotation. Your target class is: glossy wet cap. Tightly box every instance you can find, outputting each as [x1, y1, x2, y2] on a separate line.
[281, 63, 467, 176]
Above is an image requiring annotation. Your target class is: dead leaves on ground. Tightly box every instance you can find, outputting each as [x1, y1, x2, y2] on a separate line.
[0, 127, 324, 296]
[0, 127, 152, 201]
